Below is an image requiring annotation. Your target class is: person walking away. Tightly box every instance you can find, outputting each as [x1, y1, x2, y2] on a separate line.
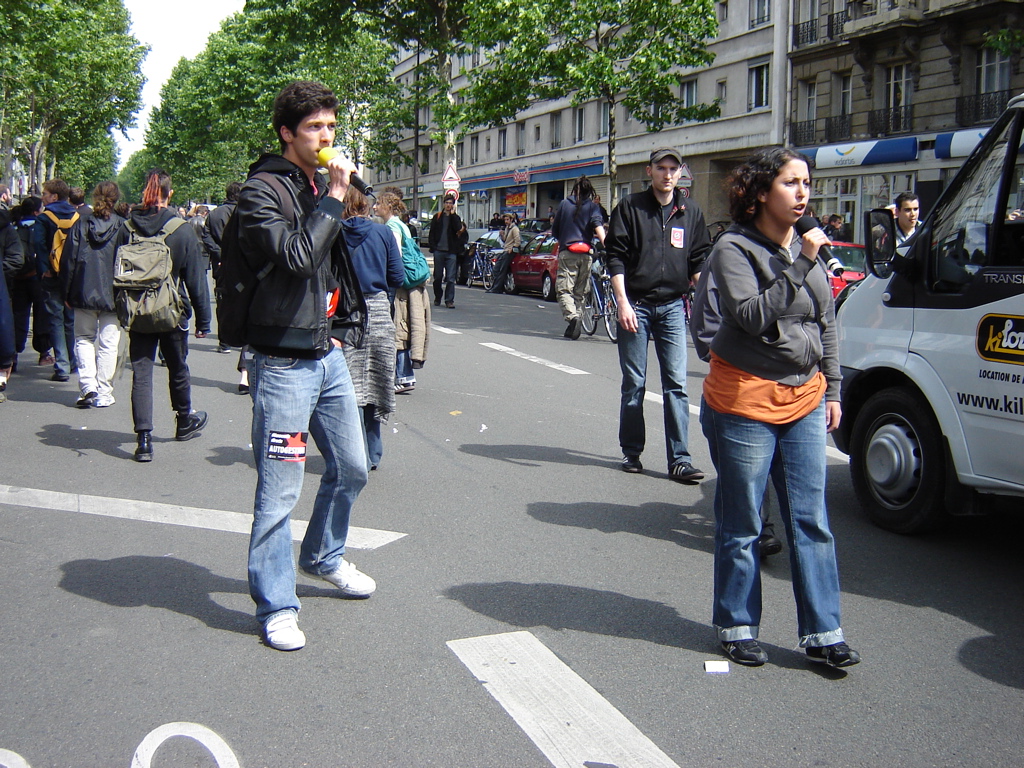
[552, 176, 606, 338]
[204, 182, 246, 365]
[35, 178, 79, 382]
[377, 192, 430, 393]
[0, 205, 24, 401]
[699, 146, 859, 669]
[487, 212, 521, 294]
[8, 197, 51, 370]
[606, 147, 709, 481]
[112, 169, 211, 462]
[61, 181, 125, 408]
[340, 187, 404, 470]
[233, 80, 374, 651]
[428, 195, 464, 308]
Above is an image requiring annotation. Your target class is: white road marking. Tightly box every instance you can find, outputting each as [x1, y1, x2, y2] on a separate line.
[432, 324, 462, 334]
[0, 485, 405, 550]
[0, 749, 32, 768]
[448, 631, 681, 768]
[132, 722, 239, 768]
[480, 342, 590, 375]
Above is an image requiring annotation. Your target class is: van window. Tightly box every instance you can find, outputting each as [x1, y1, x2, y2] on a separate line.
[929, 115, 1017, 288]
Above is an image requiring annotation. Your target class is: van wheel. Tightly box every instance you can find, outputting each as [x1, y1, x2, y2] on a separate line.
[849, 387, 945, 534]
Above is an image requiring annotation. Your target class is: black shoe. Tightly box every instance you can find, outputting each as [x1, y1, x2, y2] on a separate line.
[135, 431, 153, 463]
[411, 360, 424, 369]
[669, 461, 705, 484]
[175, 410, 208, 440]
[806, 642, 861, 668]
[570, 318, 582, 340]
[216, 345, 233, 354]
[237, 384, 250, 395]
[757, 532, 783, 558]
[564, 319, 576, 338]
[76, 391, 98, 409]
[445, 301, 455, 308]
[51, 372, 70, 382]
[722, 639, 768, 666]
[434, 298, 441, 307]
[621, 455, 643, 473]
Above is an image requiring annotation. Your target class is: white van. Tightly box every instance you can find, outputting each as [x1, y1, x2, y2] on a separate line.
[834, 94, 1024, 533]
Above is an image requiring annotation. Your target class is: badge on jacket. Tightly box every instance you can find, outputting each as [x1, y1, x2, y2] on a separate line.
[671, 227, 685, 249]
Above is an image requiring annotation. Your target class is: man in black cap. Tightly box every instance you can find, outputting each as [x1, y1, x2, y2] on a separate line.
[605, 147, 711, 483]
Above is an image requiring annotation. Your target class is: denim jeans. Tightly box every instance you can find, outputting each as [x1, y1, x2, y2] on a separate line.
[40, 274, 75, 375]
[616, 298, 692, 468]
[432, 251, 457, 304]
[395, 349, 415, 386]
[700, 398, 845, 647]
[362, 404, 382, 469]
[248, 347, 368, 624]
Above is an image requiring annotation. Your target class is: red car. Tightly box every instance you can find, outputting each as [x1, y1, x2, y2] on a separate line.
[504, 232, 559, 301]
[826, 242, 866, 298]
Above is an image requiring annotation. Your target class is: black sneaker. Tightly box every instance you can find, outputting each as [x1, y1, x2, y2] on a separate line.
[722, 639, 768, 666]
[621, 455, 643, 473]
[76, 391, 98, 409]
[806, 642, 861, 668]
[757, 532, 783, 558]
[51, 372, 70, 382]
[175, 410, 208, 441]
[669, 462, 705, 484]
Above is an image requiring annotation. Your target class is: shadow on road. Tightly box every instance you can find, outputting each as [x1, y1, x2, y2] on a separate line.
[460, 442, 615, 469]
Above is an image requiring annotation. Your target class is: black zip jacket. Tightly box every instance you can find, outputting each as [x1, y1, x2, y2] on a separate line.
[605, 187, 712, 305]
[61, 212, 125, 311]
[236, 154, 366, 358]
[202, 200, 235, 274]
[1, 222, 23, 278]
[427, 210, 464, 254]
[110, 206, 212, 333]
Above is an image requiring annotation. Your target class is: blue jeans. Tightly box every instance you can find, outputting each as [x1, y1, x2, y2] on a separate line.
[40, 274, 75, 375]
[395, 349, 414, 386]
[700, 398, 845, 647]
[362, 404, 382, 469]
[616, 298, 691, 467]
[432, 251, 457, 304]
[248, 348, 368, 624]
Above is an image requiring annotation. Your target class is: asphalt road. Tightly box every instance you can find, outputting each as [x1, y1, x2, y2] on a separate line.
[1, 283, 1022, 767]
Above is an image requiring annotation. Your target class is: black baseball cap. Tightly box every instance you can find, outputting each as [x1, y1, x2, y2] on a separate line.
[650, 147, 683, 165]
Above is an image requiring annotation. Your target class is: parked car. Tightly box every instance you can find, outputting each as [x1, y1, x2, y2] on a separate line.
[518, 218, 551, 236]
[826, 241, 866, 298]
[505, 232, 558, 301]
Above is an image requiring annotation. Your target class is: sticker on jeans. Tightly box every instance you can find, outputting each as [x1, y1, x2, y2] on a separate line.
[671, 227, 685, 249]
[267, 431, 308, 462]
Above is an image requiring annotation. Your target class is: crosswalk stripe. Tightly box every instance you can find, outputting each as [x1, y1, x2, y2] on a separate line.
[448, 631, 681, 768]
[432, 324, 463, 335]
[480, 342, 590, 375]
[0, 485, 405, 550]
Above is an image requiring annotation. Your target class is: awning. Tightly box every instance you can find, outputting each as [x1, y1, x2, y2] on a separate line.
[935, 128, 989, 159]
[461, 156, 605, 191]
[800, 137, 918, 169]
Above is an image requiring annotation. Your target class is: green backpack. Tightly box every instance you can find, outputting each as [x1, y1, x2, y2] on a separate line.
[401, 229, 429, 289]
[113, 218, 187, 333]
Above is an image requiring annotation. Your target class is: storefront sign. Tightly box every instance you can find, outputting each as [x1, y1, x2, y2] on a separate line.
[803, 137, 918, 169]
[935, 129, 989, 159]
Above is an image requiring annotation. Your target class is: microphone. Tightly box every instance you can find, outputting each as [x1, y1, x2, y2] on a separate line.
[795, 215, 842, 275]
[317, 148, 374, 197]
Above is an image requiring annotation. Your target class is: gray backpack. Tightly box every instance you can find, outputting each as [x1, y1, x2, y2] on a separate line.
[113, 218, 187, 333]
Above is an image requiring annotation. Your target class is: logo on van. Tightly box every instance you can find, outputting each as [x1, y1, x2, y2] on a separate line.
[978, 314, 1024, 365]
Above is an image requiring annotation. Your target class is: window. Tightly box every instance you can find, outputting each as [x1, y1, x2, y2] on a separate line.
[498, 128, 507, 158]
[885, 64, 911, 110]
[550, 112, 562, 149]
[750, 0, 770, 27]
[716, 79, 728, 109]
[717, 0, 728, 22]
[574, 107, 586, 143]
[534, 124, 541, 143]
[456, 142, 464, 167]
[485, 136, 491, 155]
[470, 136, 479, 164]
[800, 80, 817, 121]
[748, 62, 770, 110]
[517, 122, 526, 155]
[977, 48, 1011, 94]
[837, 73, 852, 115]
[599, 101, 610, 137]
[680, 79, 698, 110]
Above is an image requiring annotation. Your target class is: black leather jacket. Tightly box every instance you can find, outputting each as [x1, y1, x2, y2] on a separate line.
[236, 154, 365, 357]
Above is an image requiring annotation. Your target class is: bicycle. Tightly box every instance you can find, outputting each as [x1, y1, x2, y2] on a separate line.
[580, 256, 619, 343]
[467, 248, 495, 290]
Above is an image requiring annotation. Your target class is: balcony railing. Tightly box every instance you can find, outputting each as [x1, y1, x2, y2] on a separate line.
[826, 114, 852, 142]
[791, 119, 817, 145]
[827, 10, 847, 38]
[793, 19, 818, 46]
[956, 90, 1011, 126]
[868, 105, 913, 136]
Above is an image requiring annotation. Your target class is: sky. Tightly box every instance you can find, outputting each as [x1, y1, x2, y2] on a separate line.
[116, 0, 246, 169]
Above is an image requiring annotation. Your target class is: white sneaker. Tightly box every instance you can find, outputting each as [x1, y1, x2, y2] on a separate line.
[263, 613, 305, 651]
[93, 395, 115, 407]
[312, 560, 376, 598]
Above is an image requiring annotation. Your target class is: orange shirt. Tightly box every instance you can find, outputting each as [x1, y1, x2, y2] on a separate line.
[703, 352, 826, 424]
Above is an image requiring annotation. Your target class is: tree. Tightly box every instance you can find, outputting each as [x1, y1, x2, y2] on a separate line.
[55, 129, 119, 191]
[464, 0, 719, 203]
[117, 146, 158, 205]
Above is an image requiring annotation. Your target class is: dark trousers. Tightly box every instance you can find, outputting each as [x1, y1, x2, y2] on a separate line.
[7, 275, 50, 355]
[129, 329, 192, 433]
[489, 251, 514, 293]
[0, 274, 14, 367]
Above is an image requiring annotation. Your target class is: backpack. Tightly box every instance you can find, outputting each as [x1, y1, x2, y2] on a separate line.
[214, 172, 293, 348]
[113, 217, 187, 333]
[42, 209, 79, 273]
[400, 228, 429, 289]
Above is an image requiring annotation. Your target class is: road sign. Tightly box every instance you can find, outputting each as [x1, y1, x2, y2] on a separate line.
[442, 163, 461, 185]
[445, 189, 460, 203]
[679, 163, 693, 181]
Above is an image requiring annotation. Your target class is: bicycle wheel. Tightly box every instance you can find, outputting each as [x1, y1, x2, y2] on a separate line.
[580, 282, 597, 335]
[483, 258, 493, 290]
[603, 289, 619, 343]
[467, 257, 478, 288]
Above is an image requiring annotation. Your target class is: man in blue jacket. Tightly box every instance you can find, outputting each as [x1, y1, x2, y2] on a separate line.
[35, 178, 78, 382]
[606, 147, 711, 483]
[235, 80, 373, 652]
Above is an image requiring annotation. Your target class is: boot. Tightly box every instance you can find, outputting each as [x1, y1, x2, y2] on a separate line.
[175, 410, 208, 441]
[135, 431, 153, 462]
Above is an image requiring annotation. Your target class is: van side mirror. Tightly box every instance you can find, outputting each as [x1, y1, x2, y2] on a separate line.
[864, 208, 897, 278]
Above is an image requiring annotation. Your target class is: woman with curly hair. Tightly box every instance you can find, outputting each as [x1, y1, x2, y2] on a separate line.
[699, 146, 859, 669]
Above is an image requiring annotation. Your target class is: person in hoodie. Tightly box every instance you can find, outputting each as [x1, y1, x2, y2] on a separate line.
[61, 181, 125, 409]
[8, 196, 51, 370]
[111, 169, 212, 462]
[340, 186, 404, 471]
[551, 175, 606, 337]
[35, 178, 79, 382]
[0, 201, 23, 400]
[699, 147, 859, 670]
[235, 80, 372, 652]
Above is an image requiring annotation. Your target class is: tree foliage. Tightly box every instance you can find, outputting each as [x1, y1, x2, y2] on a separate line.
[0, 0, 146, 193]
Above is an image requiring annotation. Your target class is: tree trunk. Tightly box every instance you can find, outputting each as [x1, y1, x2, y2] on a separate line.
[606, 94, 618, 206]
